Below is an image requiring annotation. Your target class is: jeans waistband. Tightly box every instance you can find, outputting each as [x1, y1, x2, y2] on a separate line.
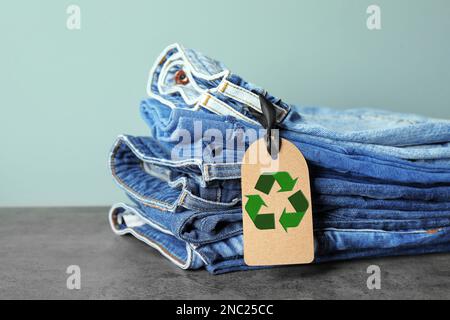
[109, 135, 242, 212]
[147, 43, 450, 149]
[146, 43, 290, 125]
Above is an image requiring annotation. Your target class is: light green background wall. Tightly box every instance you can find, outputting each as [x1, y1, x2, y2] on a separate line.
[1, 0, 449, 206]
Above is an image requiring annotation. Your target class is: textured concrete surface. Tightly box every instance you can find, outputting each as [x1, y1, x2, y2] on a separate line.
[0, 207, 449, 300]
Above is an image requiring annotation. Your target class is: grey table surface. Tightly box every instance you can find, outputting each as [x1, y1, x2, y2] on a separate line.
[0, 207, 449, 300]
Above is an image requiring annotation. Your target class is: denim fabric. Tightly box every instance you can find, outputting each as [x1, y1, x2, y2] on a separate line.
[110, 132, 450, 215]
[109, 203, 450, 275]
[110, 163, 450, 247]
[112, 177, 450, 247]
[110, 135, 241, 212]
[110, 132, 450, 219]
[109, 203, 203, 270]
[140, 99, 450, 186]
[108, 43, 450, 274]
[147, 44, 450, 154]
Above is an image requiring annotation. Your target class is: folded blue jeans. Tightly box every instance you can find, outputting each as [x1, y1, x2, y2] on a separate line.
[108, 43, 450, 274]
[110, 143, 450, 244]
[147, 44, 450, 157]
[109, 202, 450, 274]
[140, 98, 450, 185]
[110, 134, 450, 216]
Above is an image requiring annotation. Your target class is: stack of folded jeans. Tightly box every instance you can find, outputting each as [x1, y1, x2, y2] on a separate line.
[108, 43, 450, 274]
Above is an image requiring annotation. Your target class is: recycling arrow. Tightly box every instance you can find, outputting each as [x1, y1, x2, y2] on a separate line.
[279, 190, 309, 232]
[255, 172, 298, 194]
[245, 195, 275, 230]
[244, 172, 309, 232]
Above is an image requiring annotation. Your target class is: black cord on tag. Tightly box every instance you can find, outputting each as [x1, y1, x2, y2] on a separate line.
[258, 95, 281, 159]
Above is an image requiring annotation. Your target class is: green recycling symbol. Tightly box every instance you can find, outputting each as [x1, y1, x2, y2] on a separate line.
[244, 172, 309, 232]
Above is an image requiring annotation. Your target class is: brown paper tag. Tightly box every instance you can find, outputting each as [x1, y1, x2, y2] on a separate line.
[241, 138, 314, 266]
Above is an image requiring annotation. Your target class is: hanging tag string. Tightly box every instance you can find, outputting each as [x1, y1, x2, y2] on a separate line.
[258, 95, 282, 159]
